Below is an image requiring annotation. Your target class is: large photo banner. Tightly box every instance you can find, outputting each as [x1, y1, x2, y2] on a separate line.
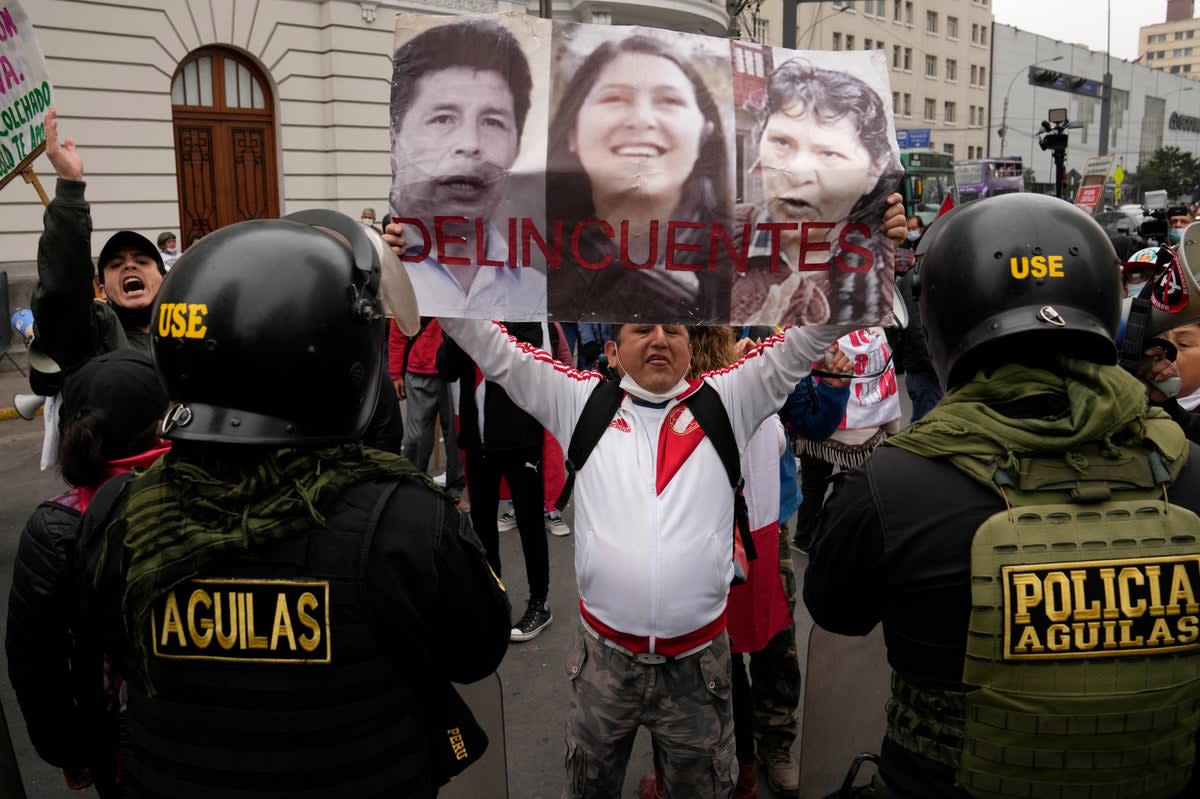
[388, 13, 902, 326]
[0, 0, 52, 191]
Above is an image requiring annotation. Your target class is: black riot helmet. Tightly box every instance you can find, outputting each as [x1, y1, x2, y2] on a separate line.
[918, 193, 1121, 389]
[152, 210, 385, 445]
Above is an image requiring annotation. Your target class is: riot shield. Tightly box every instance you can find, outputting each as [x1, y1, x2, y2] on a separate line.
[798, 624, 888, 798]
[441, 672, 508, 799]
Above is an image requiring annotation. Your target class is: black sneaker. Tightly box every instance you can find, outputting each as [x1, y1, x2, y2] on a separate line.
[790, 534, 811, 555]
[510, 599, 553, 642]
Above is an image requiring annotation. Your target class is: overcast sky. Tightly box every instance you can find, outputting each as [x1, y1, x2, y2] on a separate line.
[992, 0, 1177, 61]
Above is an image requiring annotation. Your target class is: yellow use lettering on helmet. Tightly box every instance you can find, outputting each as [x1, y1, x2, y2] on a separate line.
[157, 303, 209, 339]
[1009, 255, 1066, 280]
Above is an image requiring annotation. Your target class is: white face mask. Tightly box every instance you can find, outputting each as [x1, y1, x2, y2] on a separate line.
[361, 218, 375, 227]
[612, 343, 691, 403]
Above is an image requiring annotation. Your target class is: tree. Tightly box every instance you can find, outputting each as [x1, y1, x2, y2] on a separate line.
[1137, 146, 1200, 201]
[727, 0, 765, 39]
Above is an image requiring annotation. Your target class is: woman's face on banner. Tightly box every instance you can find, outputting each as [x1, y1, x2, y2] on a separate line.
[758, 106, 878, 228]
[570, 52, 706, 211]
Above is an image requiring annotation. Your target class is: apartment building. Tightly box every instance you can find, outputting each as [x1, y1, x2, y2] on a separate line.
[1140, 0, 1200, 80]
[745, 0, 993, 160]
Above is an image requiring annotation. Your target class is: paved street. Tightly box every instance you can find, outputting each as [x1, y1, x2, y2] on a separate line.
[0, 359, 911, 798]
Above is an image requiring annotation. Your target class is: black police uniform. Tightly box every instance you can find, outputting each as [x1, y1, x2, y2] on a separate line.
[79, 473, 507, 799]
[71, 211, 511, 798]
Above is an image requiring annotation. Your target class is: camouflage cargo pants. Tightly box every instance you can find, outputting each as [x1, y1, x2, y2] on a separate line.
[748, 523, 801, 753]
[562, 626, 737, 799]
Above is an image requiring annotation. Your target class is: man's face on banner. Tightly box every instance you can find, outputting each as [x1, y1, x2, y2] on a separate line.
[390, 66, 520, 223]
[758, 108, 877, 227]
[569, 52, 706, 208]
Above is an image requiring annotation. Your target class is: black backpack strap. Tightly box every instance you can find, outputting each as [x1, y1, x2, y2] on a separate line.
[555, 379, 625, 511]
[684, 383, 756, 562]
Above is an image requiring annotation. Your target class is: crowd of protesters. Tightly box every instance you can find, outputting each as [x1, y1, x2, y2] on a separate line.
[7, 65, 1200, 799]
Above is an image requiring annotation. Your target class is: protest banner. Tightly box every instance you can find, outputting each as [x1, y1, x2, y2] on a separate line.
[0, 1, 52, 194]
[386, 12, 903, 326]
[1073, 153, 1115, 213]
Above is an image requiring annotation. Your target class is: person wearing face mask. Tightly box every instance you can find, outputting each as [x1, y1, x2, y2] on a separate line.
[901, 216, 925, 248]
[1169, 206, 1194, 247]
[434, 316, 846, 798]
[360, 208, 380, 233]
[156, 232, 181, 270]
[389, 192, 904, 796]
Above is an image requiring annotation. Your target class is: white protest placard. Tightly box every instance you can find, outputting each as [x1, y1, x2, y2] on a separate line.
[385, 13, 903, 326]
[0, 0, 52, 191]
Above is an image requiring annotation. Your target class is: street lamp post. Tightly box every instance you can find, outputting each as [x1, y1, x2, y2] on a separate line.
[999, 55, 1063, 157]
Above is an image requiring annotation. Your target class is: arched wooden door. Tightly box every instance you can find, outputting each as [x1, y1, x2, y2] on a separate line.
[170, 48, 279, 248]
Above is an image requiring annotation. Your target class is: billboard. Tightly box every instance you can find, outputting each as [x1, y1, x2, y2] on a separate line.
[386, 13, 903, 326]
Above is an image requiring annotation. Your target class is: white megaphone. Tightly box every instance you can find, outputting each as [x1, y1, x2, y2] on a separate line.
[13, 394, 46, 421]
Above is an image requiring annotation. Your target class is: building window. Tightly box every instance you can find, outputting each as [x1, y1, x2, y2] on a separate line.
[945, 101, 956, 124]
[1147, 51, 1156, 61]
[1176, 31, 1185, 40]
[924, 98, 936, 120]
[979, 66, 986, 85]
[865, 38, 873, 50]
[970, 64, 978, 84]
[926, 10, 938, 34]
[846, 34, 855, 50]
[905, 1, 913, 26]
[969, 105, 976, 126]
[945, 143, 955, 156]
[925, 54, 937, 77]
[1187, 64, 1194, 72]
[833, 32, 842, 50]
[893, 0, 902, 22]
[903, 47, 912, 71]
[946, 59, 958, 81]
[1172, 65, 1182, 74]
[947, 16, 958, 39]
[893, 91, 900, 112]
[980, 25, 988, 46]
[971, 23, 979, 44]
[893, 45, 902, 68]
[752, 14, 769, 43]
[903, 93, 912, 116]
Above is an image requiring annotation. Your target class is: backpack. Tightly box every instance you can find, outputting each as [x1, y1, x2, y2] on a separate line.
[554, 380, 757, 581]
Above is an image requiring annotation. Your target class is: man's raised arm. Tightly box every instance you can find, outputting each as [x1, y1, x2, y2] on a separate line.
[707, 325, 848, 451]
[437, 317, 598, 445]
[30, 107, 101, 373]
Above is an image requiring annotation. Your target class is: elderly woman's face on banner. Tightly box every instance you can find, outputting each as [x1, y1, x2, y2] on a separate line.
[758, 107, 878, 227]
[569, 52, 707, 209]
[390, 66, 520, 221]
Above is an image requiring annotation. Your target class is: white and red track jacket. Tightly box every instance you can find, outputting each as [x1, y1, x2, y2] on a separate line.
[438, 318, 838, 655]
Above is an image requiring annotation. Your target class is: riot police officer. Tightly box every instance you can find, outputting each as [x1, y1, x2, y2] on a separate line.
[805, 193, 1200, 798]
[75, 212, 511, 798]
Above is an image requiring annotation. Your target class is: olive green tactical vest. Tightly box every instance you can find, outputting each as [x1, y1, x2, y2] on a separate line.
[890, 446, 1200, 799]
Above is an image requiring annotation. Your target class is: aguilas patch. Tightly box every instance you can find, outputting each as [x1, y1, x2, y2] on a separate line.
[150, 578, 331, 664]
[1002, 555, 1200, 660]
